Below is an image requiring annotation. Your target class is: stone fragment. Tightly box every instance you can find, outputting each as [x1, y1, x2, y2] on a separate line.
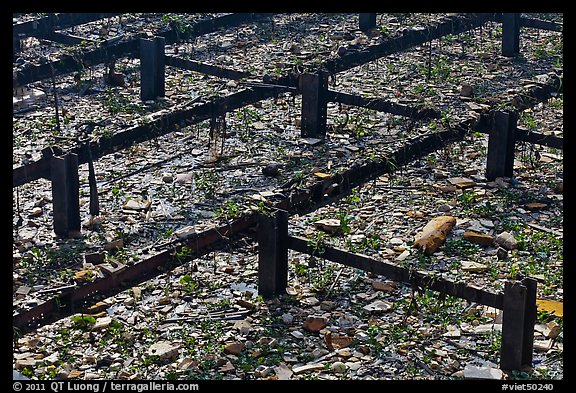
[362, 300, 393, 313]
[330, 361, 347, 373]
[132, 287, 142, 301]
[413, 216, 457, 255]
[233, 320, 252, 335]
[274, 363, 293, 380]
[302, 296, 320, 306]
[303, 316, 328, 332]
[67, 370, 83, 379]
[443, 325, 461, 338]
[437, 204, 452, 212]
[314, 218, 342, 234]
[371, 280, 397, 292]
[447, 177, 476, 189]
[147, 341, 180, 361]
[463, 365, 503, 380]
[463, 231, 495, 247]
[554, 181, 563, 194]
[281, 313, 294, 325]
[15, 359, 36, 369]
[533, 339, 553, 352]
[161, 173, 173, 183]
[313, 172, 332, 180]
[175, 173, 193, 184]
[224, 342, 245, 355]
[544, 320, 562, 339]
[15, 286, 31, 296]
[496, 247, 508, 260]
[28, 206, 43, 218]
[178, 358, 197, 370]
[406, 210, 425, 218]
[104, 238, 124, 251]
[461, 261, 489, 272]
[320, 301, 337, 311]
[123, 199, 151, 211]
[495, 232, 518, 250]
[292, 363, 326, 374]
[219, 361, 235, 372]
[525, 202, 547, 210]
[460, 84, 474, 97]
[254, 364, 274, 378]
[262, 163, 281, 177]
[92, 316, 113, 330]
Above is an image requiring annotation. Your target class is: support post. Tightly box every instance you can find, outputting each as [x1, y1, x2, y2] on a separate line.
[486, 111, 517, 181]
[51, 153, 80, 238]
[140, 36, 165, 101]
[521, 277, 537, 368]
[502, 13, 521, 57]
[258, 209, 288, 298]
[13, 36, 21, 55]
[300, 71, 328, 138]
[359, 13, 377, 32]
[500, 280, 527, 371]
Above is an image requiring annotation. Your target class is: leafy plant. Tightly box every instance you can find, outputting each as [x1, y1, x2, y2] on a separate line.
[71, 315, 96, 330]
[179, 274, 199, 293]
[443, 238, 481, 256]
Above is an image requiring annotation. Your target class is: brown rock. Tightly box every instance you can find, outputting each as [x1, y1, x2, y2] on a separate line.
[303, 316, 328, 332]
[460, 84, 474, 97]
[371, 280, 398, 292]
[224, 342, 245, 355]
[447, 177, 476, 189]
[123, 199, 151, 212]
[554, 181, 563, 194]
[74, 269, 95, 283]
[413, 216, 457, 255]
[314, 218, 342, 234]
[463, 231, 495, 247]
[148, 341, 180, 361]
[525, 202, 547, 211]
[67, 370, 83, 379]
[104, 238, 124, 251]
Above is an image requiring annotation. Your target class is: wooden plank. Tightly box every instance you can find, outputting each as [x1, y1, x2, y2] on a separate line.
[515, 127, 563, 149]
[287, 235, 504, 309]
[327, 90, 440, 120]
[324, 13, 495, 75]
[13, 13, 275, 88]
[13, 13, 121, 37]
[14, 212, 259, 332]
[491, 14, 563, 32]
[165, 56, 252, 80]
[34, 31, 95, 46]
